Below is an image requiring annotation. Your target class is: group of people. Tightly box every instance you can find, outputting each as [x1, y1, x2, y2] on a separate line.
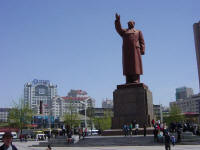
[78, 127, 88, 140]
[152, 119, 183, 150]
[122, 121, 147, 136]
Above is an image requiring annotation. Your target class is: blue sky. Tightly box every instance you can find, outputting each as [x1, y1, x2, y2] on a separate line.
[0, 0, 199, 107]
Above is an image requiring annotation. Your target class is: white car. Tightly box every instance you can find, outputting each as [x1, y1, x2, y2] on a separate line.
[0, 132, 5, 140]
[0, 132, 17, 140]
[87, 129, 99, 135]
[11, 132, 17, 139]
[36, 134, 46, 141]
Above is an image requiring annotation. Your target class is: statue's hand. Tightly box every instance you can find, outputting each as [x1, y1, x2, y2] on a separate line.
[140, 50, 145, 55]
[115, 13, 120, 20]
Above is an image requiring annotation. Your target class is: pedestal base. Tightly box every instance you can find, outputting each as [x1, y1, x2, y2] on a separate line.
[112, 83, 153, 129]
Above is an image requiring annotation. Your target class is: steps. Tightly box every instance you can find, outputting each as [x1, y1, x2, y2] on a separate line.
[37, 135, 79, 147]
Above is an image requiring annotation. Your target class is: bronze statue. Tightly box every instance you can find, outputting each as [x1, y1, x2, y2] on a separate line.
[115, 13, 145, 84]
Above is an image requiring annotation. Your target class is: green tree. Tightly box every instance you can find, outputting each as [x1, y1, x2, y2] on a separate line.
[93, 110, 112, 130]
[63, 113, 81, 128]
[62, 100, 81, 128]
[164, 105, 184, 125]
[8, 99, 33, 130]
[86, 108, 95, 133]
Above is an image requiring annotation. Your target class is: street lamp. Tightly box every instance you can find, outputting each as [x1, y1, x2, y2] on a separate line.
[80, 97, 90, 128]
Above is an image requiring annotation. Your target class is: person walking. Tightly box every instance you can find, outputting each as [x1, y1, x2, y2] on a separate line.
[46, 144, 52, 150]
[135, 123, 139, 135]
[165, 132, 171, 150]
[78, 128, 83, 139]
[153, 127, 158, 142]
[129, 123, 133, 135]
[171, 135, 176, 146]
[143, 123, 147, 137]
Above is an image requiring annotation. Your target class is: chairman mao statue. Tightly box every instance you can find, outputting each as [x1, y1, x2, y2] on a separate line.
[115, 13, 145, 84]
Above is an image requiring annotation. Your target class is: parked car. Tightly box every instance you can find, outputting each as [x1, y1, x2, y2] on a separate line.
[87, 129, 99, 135]
[0, 132, 5, 140]
[0, 132, 17, 140]
[11, 132, 17, 139]
[36, 134, 46, 141]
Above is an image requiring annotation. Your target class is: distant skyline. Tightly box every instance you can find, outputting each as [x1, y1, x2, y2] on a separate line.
[0, 0, 199, 108]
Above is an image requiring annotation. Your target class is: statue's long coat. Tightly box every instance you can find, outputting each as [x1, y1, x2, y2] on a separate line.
[115, 20, 145, 75]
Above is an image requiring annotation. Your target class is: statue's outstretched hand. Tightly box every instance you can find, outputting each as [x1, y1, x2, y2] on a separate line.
[115, 13, 120, 21]
[140, 50, 145, 55]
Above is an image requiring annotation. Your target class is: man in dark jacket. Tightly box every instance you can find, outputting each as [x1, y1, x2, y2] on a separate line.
[0, 132, 18, 150]
[165, 132, 171, 150]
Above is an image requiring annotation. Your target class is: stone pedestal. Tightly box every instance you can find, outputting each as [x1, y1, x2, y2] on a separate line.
[112, 83, 153, 129]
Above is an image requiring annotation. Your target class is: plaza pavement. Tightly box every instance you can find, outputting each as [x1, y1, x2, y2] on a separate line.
[1, 135, 200, 150]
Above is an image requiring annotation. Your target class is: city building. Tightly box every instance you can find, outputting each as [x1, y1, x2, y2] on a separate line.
[170, 93, 200, 114]
[91, 108, 113, 118]
[153, 105, 163, 122]
[102, 99, 113, 108]
[0, 108, 11, 122]
[24, 79, 57, 115]
[51, 90, 95, 118]
[193, 21, 200, 90]
[176, 87, 193, 100]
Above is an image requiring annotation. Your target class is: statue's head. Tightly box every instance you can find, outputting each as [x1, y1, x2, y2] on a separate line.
[128, 20, 135, 29]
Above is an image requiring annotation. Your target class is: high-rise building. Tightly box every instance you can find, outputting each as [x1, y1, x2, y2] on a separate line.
[0, 108, 11, 122]
[193, 21, 200, 90]
[170, 94, 200, 114]
[102, 99, 113, 108]
[51, 90, 95, 118]
[153, 105, 163, 122]
[24, 79, 57, 115]
[176, 87, 193, 100]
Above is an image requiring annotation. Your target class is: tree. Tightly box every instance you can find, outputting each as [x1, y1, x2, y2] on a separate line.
[164, 105, 185, 125]
[62, 100, 81, 128]
[8, 99, 33, 131]
[93, 110, 112, 130]
[63, 113, 81, 128]
[86, 108, 95, 133]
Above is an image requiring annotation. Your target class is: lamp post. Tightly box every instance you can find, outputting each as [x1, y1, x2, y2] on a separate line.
[80, 97, 90, 128]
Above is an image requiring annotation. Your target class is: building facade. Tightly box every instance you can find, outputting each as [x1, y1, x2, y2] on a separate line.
[153, 105, 163, 122]
[24, 79, 57, 115]
[51, 90, 95, 118]
[193, 21, 200, 90]
[170, 94, 200, 114]
[176, 87, 193, 100]
[102, 99, 113, 108]
[0, 108, 11, 122]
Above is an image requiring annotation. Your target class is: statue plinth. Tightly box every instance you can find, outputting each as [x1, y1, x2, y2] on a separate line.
[112, 83, 153, 129]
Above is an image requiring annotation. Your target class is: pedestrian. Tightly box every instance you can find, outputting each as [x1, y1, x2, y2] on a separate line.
[84, 128, 87, 137]
[143, 123, 146, 137]
[129, 123, 133, 135]
[171, 135, 175, 146]
[78, 128, 83, 139]
[123, 124, 127, 136]
[98, 128, 102, 136]
[67, 129, 73, 144]
[177, 128, 181, 143]
[0, 132, 18, 150]
[153, 127, 158, 142]
[165, 132, 171, 150]
[46, 144, 51, 150]
[151, 119, 155, 127]
[135, 123, 139, 135]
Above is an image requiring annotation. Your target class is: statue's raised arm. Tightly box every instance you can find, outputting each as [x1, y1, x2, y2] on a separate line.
[115, 13, 125, 37]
